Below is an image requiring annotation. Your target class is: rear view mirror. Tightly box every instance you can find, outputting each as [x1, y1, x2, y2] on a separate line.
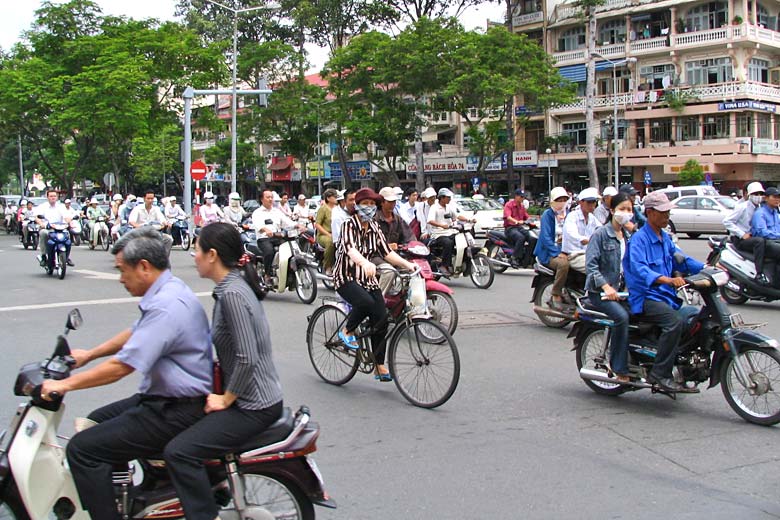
[66, 308, 83, 331]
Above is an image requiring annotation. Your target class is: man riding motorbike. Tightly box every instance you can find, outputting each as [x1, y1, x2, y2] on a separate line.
[35, 189, 75, 267]
[561, 187, 601, 274]
[503, 189, 535, 268]
[724, 182, 768, 285]
[623, 190, 704, 393]
[749, 186, 780, 281]
[86, 197, 109, 249]
[251, 189, 301, 285]
[129, 190, 174, 252]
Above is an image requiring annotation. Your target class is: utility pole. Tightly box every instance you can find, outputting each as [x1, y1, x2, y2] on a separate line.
[17, 134, 25, 195]
[505, 0, 516, 190]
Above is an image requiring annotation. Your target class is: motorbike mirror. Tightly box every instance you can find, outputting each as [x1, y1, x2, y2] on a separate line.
[66, 308, 83, 331]
[673, 252, 686, 265]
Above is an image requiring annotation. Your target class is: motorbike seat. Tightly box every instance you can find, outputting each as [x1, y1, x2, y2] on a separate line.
[488, 229, 507, 242]
[232, 407, 295, 454]
[534, 261, 555, 276]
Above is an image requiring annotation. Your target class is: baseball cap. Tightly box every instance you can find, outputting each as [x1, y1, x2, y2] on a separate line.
[643, 191, 674, 212]
[578, 187, 600, 202]
[335, 190, 345, 202]
[765, 186, 780, 197]
[203, 191, 214, 199]
[64, 199, 71, 204]
[229, 192, 241, 200]
[550, 187, 568, 201]
[747, 182, 765, 195]
[437, 188, 454, 198]
[602, 186, 619, 197]
[514, 189, 526, 198]
[392, 186, 404, 196]
[298, 194, 306, 200]
[619, 184, 638, 196]
[421, 187, 436, 199]
[378, 187, 399, 202]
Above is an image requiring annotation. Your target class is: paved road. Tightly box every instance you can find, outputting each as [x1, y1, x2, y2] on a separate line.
[0, 233, 778, 519]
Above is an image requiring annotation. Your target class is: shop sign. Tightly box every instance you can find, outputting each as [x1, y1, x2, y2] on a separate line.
[406, 157, 468, 174]
[466, 156, 502, 171]
[329, 160, 372, 179]
[752, 138, 780, 155]
[718, 100, 776, 113]
[512, 150, 538, 167]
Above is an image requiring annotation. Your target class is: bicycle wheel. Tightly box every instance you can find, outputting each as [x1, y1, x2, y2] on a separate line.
[389, 318, 460, 408]
[100, 228, 110, 251]
[306, 305, 359, 385]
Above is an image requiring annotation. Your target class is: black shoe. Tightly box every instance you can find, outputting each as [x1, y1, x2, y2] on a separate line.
[509, 258, 521, 269]
[439, 266, 452, 277]
[66, 258, 75, 267]
[756, 273, 771, 286]
[647, 374, 683, 393]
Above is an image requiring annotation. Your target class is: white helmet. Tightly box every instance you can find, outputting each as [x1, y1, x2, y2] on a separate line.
[550, 187, 568, 201]
[90, 197, 99, 204]
[229, 192, 241, 201]
[112, 193, 122, 201]
[203, 191, 215, 199]
[747, 182, 765, 195]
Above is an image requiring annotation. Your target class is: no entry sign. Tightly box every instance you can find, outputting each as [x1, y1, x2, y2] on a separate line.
[190, 160, 207, 181]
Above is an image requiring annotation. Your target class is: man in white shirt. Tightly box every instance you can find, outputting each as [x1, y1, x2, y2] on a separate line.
[562, 187, 601, 273]
[399, 188, 418, 226]
[292, 194, 311, 222]
[724, 181, 768, 284]
[128, 190, 173, 251]
[35, 189, 74, 266]
[251, 189, 301, 282]
[415, 187, 437, 240]
[427, 188, 460, 276]
[331, 188, 356, 245]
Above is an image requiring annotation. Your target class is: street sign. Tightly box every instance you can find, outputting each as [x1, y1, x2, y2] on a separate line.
[705, 172, 713, 186]
[643, 170, 652, 185]
[103, 172, 116, 188]
[190, 160, 207, 181]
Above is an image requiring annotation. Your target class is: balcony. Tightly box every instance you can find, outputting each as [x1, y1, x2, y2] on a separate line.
[553, 0, 649, 23]
[552, 42, 626, 65]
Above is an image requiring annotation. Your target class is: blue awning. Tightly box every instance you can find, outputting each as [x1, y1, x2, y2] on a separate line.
[595, 61, 615, 71]
[558, 64, 586, 82]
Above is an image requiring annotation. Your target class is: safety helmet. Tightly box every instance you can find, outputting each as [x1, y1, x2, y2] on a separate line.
[204, 191, 214, 199]
[112, 193, 122, 201]
[229, 192, 241, 201]
[747, 182, 766, 195]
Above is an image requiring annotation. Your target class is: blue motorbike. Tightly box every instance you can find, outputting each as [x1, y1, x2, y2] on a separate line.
[41, 222, 72, 279]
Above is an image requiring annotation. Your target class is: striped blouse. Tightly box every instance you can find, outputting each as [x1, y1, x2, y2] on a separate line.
[211, 270, 283, 410]
[333, 215, 391, 291]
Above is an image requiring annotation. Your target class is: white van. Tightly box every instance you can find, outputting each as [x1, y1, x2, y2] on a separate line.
[656, 185, 719, 202]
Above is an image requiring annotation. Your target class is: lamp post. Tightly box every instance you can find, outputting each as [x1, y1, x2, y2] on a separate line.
[301, 97, 334, 196]
[204, 0, 279, 194]
[545, 147, 553, 194]
[590, 52, 636, 188]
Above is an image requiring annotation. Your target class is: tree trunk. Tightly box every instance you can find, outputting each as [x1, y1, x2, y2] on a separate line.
[505, 0, 516, 191]
[585, 5, 599, 190]
[414, 98, 426, 193]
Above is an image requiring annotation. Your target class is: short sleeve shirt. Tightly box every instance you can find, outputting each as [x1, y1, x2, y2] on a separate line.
[35, 202, 66, 225]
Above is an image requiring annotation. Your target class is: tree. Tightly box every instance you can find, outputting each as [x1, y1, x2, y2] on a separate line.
[678, 159, 705, 186]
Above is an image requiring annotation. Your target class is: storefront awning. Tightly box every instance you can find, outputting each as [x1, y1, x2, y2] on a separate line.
[558, 61, 627, 82]
[269, 157, 293, 170]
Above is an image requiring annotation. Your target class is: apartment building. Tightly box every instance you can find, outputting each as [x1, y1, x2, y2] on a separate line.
[512, 0, 780, 194]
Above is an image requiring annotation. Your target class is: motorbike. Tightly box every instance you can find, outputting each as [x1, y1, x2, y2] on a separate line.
[40, 222, 71, 280]
[88, 216, 110, 251]
[247, 224, 318, 305]
[530, 260, 586, 328]
[170, 216, 191, 251]
[397, 241, 459, 337]
[297, 228, 335, 290]
[4, 210, 18, 235]
[572, 267, 780, 426]
[706, 236, 780, 305]
[20, 220, 40, 250]
[484, 222, 539, 273]
[428, 221, 494, 289]
[0, 309, 336, 519]
[68, 218, 83, 247]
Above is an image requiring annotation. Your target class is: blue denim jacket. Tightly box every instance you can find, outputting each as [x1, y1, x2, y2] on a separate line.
[533, 208, 562, 264]
[585, 224, 628, 293]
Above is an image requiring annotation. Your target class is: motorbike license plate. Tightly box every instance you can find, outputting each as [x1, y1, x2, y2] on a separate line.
[306, 457, 326, 488]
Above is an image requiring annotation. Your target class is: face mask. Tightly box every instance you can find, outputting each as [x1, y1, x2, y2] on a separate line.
[550, 200, 566, 213]
[750, 195, 764, 206]
[355, 204, 377, 222]
[614, 211, 633, 226]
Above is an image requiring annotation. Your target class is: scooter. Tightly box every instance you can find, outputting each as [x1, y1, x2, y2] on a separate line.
[68, 217, 83, 247]
[530, 260, 586, 329]
[298, 228, 335, 290]
[87, 216, 110, 251]
[170, 216, 191, 251]
[20, 220, 39, 250]
[0, 309, 336, 519]
[572, 267, 780, 426]
[40, 222, 71, 280]
[249, 224, 318, 305]
[484, 221, 539, 273]
[428, 222, 494, 289]
[706, 236, 780, 305]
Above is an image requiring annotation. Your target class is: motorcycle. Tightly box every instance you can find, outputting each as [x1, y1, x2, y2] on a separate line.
[530, 260, 586, 328]
[706, 236, 780, 305]
[484, 222, 539, 273]
[397, 241, 459, 337]
[170, 216, 191, 251]
[573, 267, 780, 426]
[248, 224, 318, 305]
[20, 220, 40, 250]
[88, 216, 110, 251]
[4, 210, 17, 235]
[0, 308, 336, 519]
[297, 228, 335, 290]
[69, 218, 83, 247]
[41, 222, 71, 280]
[428, 221, 494, 289]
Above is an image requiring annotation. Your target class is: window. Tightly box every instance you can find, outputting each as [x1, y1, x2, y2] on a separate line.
[703, 114, 730, 138]
[562, 122, 588, 146]
[516, 0, 541, 15]
[685, 58, 733, 85]
[600, 119, 627, 140]
[749, 58, 769, 83]
[698, 197, 719, 210]
[558, 27, 586, 51]
[677, 116, 700, 141]
[675, 197, 696, 209]
[599, 19, 626, 45]
[757, 113, 771, 138]
[650, 118, 672, 142]
[749, 2, 777, 29]
[631, 11, 669, 39]
[684, 2, 727, 32]
[639, 64, 676, 90]
[598, 68, 632, 95]
[737, 113, 753, 137]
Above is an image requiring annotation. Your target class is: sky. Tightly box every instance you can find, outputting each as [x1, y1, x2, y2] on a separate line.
[3, 1, 506, 72]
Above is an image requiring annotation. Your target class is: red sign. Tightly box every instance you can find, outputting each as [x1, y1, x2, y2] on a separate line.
[190, 160, 207, 181]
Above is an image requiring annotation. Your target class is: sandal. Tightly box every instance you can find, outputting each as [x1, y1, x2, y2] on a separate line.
[374, 372, 393, 382]
[338, 330, 359, 350]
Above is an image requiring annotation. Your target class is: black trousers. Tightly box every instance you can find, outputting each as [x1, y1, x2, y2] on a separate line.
[505, 226, 530, 260]
[164, 401, 284, 520]
[735, 236, 767, 274]
[68, 394, 206, 520]
[431, 235, 455, 267]
[257, 237, 283, 275]
[337, 281, 389, 364]
[641, 300, 698, 380]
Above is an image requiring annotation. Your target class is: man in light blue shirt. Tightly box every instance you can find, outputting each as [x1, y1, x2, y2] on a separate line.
[750, 186, 780, 280]
[725, 182, 768, 284]
[42, 227, 212, 519]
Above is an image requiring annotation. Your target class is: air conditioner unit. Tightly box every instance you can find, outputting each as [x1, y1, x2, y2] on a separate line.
[770, 67, 780, 85]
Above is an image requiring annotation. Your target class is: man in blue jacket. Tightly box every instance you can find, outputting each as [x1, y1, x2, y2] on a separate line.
[623, 191, 703, 393]
[750, 186, 780, 280]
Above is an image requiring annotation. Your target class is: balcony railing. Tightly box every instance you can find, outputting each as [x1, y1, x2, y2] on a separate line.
[630, 36, 667, 55]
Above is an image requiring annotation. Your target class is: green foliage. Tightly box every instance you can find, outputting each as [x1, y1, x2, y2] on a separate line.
[663, 88, 699, 113]
[678, 159, 705, 185]
[130, 124, 183, 190]
[203, 139, 260, 178]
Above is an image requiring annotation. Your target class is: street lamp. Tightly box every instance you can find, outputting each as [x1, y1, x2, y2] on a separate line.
[590, 52, 637, 189]
[545, 147, 553, 194]
[203, 0, 280, 194]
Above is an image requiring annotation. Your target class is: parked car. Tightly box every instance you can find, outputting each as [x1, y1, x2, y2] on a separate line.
[455, 196, 505, 237]
[657, 185, 719, 202]
[668, 195, 736, 238]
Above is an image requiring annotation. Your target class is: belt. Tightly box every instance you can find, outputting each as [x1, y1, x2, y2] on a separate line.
[139, 394, 206, 403]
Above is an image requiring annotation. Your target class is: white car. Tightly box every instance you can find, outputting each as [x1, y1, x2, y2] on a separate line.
[668, 195, 736, 238]
[455, 197, 505, 237]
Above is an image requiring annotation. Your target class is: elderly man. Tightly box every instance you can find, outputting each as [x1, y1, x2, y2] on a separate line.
[561, 187, 601, 273]
[41, 227, 213, 519]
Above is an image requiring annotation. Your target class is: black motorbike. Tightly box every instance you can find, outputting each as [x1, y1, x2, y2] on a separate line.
[573, 267, 780, 426]
[530, 260, 586, 328]
[170, 216, 191, 250]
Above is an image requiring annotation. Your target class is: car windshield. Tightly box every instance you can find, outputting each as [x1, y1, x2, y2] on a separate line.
[716, 197, 736, 209]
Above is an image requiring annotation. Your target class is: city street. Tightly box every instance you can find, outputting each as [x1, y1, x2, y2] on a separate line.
[0, 233, 779, 519]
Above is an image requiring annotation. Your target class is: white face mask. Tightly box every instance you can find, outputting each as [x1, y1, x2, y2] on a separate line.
[614, 211, 633, 226]
[750, 195, 764, 206]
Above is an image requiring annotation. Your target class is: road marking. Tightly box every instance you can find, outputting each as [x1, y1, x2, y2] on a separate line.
[71, 269, 120, 281]
[0, 292, 212, 313]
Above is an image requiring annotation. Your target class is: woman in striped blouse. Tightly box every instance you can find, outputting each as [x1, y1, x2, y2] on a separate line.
[333, 188, 416, 382]
[164, 222, 283, 520]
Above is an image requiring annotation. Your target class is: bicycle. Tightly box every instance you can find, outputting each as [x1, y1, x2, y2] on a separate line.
[306, 266, 460, 408]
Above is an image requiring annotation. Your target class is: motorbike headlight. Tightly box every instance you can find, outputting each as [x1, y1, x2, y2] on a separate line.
[711, 270, 729, 287]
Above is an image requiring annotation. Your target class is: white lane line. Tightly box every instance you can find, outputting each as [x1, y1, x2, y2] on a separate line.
[0, 292, 213, 313]
[71, 269, 120, 281]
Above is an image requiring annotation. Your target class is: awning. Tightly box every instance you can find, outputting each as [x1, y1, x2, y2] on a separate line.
[558, 64, 585, 82]
[269, 157, 292, 171]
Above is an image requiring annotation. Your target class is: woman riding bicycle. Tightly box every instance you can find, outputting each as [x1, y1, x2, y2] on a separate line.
[333, 188, 416, 382]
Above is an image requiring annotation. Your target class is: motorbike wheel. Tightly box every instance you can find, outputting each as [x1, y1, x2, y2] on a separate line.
[319, 265, 335, 290]
[426, 290, 458, 338]
[306, 305, 359, 385]
[469, 253, 494, 289]
[181, 231, 191, 251]
[72, 233, 80, 247]
[219, 473, 314, 520]
[534, 280, 572, 329]
[101, 229, 110, 251]
[22, 240, 28, 250]
[487, 244, 509, 274]
[720, 346, 780, 426]
[295, 266, 318, 304]
[31, 236, 38, 251]
[575, 328, 627, 396]
[720, 284, 748, 305]
[57, 251, 67, 280]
